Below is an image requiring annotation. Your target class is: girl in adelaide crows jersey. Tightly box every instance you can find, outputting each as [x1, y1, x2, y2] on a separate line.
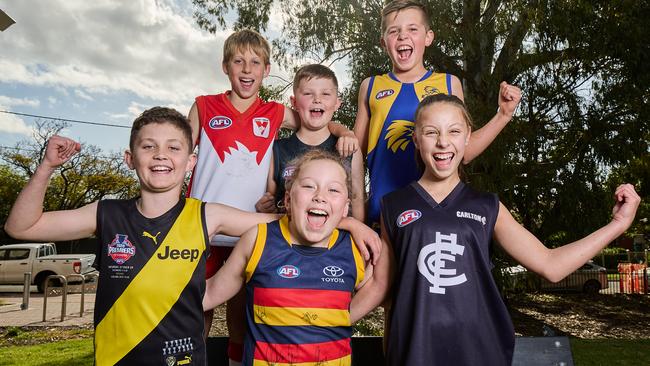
[374, 94, 640, 365]
[203, 150, 389, 366]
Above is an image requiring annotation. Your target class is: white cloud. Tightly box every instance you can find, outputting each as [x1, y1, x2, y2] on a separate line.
[0, 0, 232, 105]
[0, 96, 40, 108]
[74, 89, 94, 101]
[0, 107, 34, 135]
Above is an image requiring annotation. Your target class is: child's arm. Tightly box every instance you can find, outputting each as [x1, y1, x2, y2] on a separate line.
[338, 217, 381, 265]
[494, 184, 640, 283]
[281, 106, 358, 157]
[203, 226, 257, 310]
[464, 81, 522, 163]
[349, 150, 366, 223]
[352, 77, 372, 158]
[350, 222, 393, 323]
[255, 152, 278, 213]
[4, 136, 97, 241]
[187, 102, 201, 148]
[205, 203, 279, 238]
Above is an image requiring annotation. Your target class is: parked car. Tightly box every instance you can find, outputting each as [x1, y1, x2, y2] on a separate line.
[0, 243, 96, 292]
[504, 260, 608, 294]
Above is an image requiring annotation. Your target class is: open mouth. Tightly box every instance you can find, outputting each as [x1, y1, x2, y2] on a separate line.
[240, 78, 254, 88]
[397, 45, 413, 61]
[307, 208, 328, 228]
[150, 165, 172, 173]
[309, 108, 325, 118]
[433, 152, 454, 163]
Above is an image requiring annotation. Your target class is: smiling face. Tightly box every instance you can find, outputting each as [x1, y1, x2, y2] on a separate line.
[284, 158, 350, 247]
[381, 7, 433, 78]
[413, 102, 471, 184]
[291, 76, 341, 132]
[125, 122, 196, 195]
[222, 47, 270, 102]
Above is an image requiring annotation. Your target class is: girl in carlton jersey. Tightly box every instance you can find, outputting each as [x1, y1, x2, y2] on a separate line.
[375, 94, 640, 366]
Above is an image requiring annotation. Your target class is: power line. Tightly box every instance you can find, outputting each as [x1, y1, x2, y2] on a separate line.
[0, 145, 125, 160]
[0, 110, 131, 129]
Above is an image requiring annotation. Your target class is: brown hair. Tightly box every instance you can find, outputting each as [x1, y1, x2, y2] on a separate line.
[381, 0, 430, 33]
[292, 64, 339, 93]
[414, 94, 473, 174]
[223, 29, 271, 65]
[129, 107, 193, 152]
[284, 150, 354, 199]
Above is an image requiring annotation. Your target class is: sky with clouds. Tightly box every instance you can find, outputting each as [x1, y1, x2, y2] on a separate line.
[0, 0, 351, 154]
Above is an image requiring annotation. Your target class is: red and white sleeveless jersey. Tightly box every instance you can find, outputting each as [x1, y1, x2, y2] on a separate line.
[187, 92, 284, 246]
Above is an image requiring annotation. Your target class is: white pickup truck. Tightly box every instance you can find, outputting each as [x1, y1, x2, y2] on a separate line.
[0, 243, 97, 292]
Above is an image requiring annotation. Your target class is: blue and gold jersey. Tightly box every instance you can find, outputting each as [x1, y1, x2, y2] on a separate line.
[242, 217, 365, 366]
[366, 71, 453, 227]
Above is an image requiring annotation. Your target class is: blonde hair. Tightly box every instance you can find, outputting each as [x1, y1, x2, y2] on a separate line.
[223, 29, 271, 65]
[381, 0, 430, 33]
[284, 150, 354, 199]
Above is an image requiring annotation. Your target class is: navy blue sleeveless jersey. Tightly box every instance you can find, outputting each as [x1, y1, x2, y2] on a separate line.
[381, 182, 514, 366]
[94, 198, 208, 366]
[272, 133, 340, 210]
[242, 216, 365, 366]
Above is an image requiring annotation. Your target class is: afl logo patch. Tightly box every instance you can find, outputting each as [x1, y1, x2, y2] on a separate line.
[277, 265, 301, 278]
[397, 209, 421, 227]
[323, 265, 344, 277]
[376, 89, 394, 100]
[107, 234, 135, 264]
[208, 116, 232, 129]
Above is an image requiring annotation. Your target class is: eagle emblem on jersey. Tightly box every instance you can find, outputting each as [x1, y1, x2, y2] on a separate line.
[107, 234, 136, 265]
[385, 120, 414, 152]
[417, 232, 467, 294]
[422, 85, 440, 97]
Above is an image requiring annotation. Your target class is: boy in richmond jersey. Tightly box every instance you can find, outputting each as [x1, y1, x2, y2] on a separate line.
[4, 107, 287, 366]
[353, 0, 522, 229]
[204, 150, 390, 366]
[185, 29, 370, 364]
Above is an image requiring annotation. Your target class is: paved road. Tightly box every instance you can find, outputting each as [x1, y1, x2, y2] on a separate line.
[0, 285, 94, 327]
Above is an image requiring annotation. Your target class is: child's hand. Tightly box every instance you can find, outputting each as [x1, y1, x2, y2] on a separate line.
[497, 82, 522, 119]
[347, 220, 382, 265]
[43, 135, 81, 169]
[611, 184, 641, 229]
[255, 192, 276, 213]
[336, 131, 359, 158]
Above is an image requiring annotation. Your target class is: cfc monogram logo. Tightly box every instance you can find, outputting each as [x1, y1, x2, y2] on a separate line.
[417, 232, 467, 294]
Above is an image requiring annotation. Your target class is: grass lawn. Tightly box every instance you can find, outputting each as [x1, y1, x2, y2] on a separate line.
[1, 335, 649, 365]
[0, 338, 93, 366]
[571, 338, 650, 366]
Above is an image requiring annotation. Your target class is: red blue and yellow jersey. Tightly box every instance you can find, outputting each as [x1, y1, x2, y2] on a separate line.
[243, 216, 365, 366]
[366, 71, 452, 227]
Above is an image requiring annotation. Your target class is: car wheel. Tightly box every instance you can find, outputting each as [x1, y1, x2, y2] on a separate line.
[583, 279, 601, 294]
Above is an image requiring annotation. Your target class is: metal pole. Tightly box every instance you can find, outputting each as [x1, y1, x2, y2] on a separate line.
[66, 274, 85, 317]
[21, 272, 31, 310]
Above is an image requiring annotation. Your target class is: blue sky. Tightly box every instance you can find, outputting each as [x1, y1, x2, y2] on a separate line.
[0, 1, 352, 155]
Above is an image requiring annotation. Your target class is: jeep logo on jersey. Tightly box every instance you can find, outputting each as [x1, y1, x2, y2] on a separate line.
[397, 209, 422, 227]
[277, 265, 301, 278]
[208, 116, 232, 129]
[157, 246, 200, 262]
[252, 117, 270, 138]
[323, 265, 344, 277]
[107, 234, 135, 264]
[376, 89, 394, 99]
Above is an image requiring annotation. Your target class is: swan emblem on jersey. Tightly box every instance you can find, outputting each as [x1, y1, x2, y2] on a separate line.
[417, 232, 467, 294]
[252, 117, 270, 138]
[385, 120, 414, 152]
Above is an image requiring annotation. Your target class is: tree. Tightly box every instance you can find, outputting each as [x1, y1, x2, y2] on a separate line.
[0, 120, 139, 242]
[193, 0, 649, 245]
